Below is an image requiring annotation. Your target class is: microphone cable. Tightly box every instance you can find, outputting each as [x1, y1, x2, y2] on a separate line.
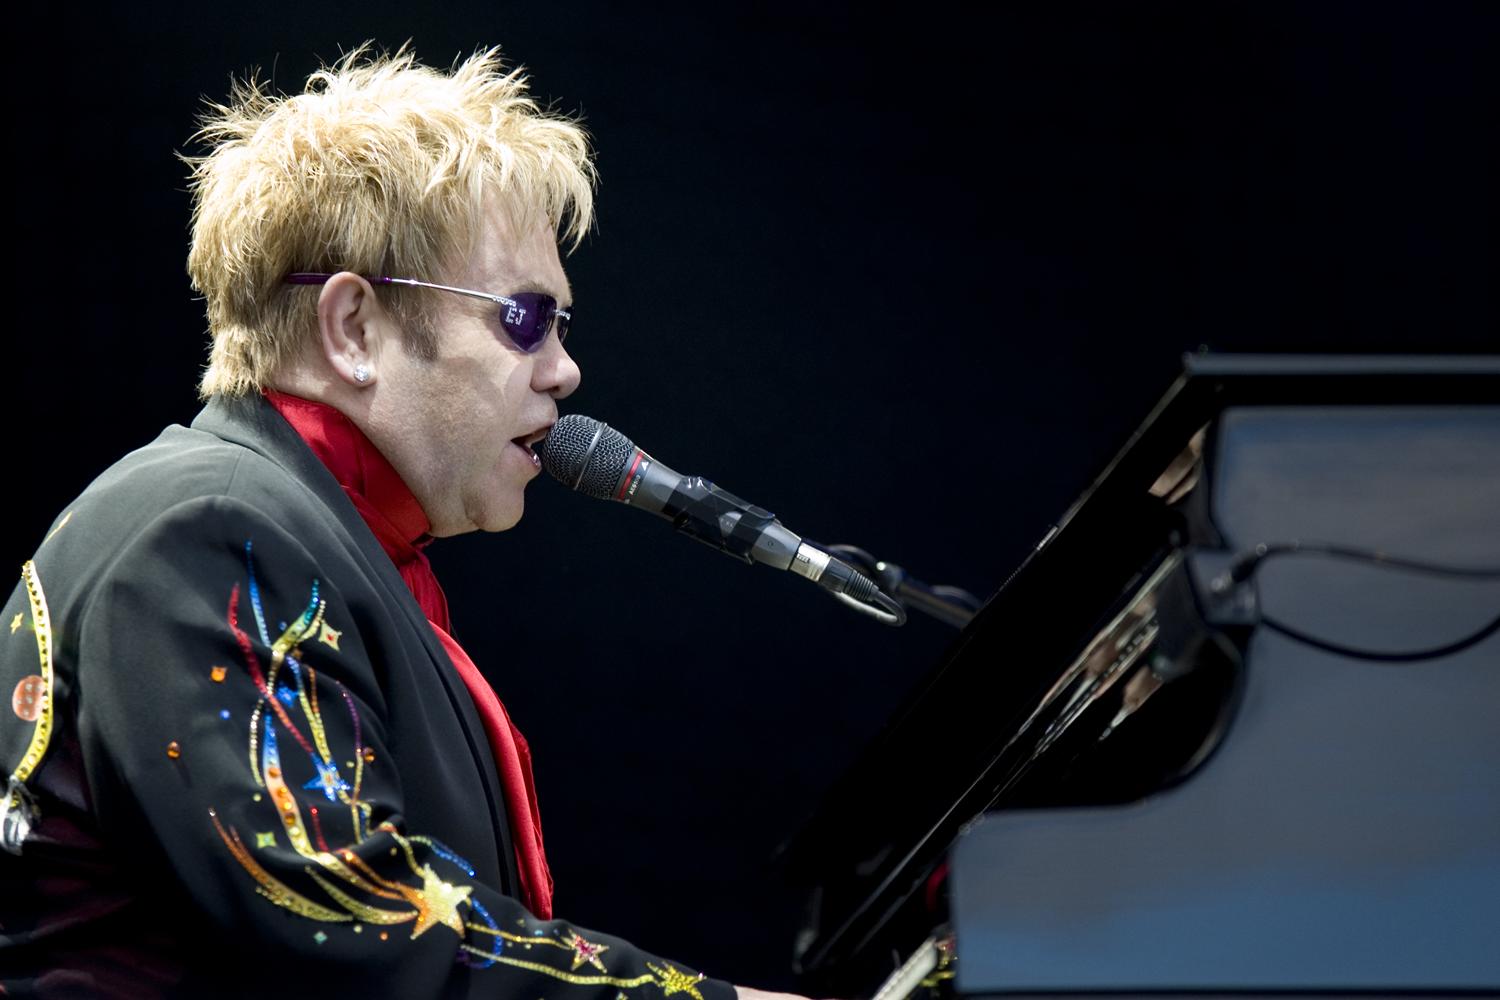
[1212, 541, 1500, 663]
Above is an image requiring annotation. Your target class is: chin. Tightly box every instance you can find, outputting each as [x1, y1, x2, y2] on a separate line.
[482, 511, 523, 533]
[476, 496, 525, 533]
[431, 494, 523, 536]
[454, 472, 529, 534]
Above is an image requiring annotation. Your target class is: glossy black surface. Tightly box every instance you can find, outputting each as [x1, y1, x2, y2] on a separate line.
[787, 357, 1500, 994]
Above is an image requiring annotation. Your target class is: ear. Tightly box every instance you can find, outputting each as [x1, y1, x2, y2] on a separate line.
[316, 272, 386, 388]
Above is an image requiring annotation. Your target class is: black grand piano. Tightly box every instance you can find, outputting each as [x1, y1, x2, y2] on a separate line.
[784, 355, 1500, 999]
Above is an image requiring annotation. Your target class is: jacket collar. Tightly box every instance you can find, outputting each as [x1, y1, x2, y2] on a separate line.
[188, 391, 443, 670]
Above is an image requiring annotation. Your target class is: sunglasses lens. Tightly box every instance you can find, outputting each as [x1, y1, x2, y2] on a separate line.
[554, 309, 571, 345]
[500, 293, 556, 352]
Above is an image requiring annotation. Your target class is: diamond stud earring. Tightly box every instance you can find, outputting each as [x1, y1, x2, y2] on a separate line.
[353, 364, 372, 384]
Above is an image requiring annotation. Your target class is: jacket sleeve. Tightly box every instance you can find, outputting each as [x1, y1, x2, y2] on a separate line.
[67, 494, 737, 1000]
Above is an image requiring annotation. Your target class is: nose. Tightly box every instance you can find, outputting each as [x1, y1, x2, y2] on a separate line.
[533, 335, 581, 399]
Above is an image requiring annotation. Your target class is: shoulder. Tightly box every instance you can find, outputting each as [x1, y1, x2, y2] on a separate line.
[54, 423, 317, 542]
[20, 417, 371, 645]
[37, 391, 375, 561]
[38, 398, 362, 558]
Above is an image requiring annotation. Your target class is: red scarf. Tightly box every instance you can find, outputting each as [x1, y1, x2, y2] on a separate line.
[264, 390, 554, 918]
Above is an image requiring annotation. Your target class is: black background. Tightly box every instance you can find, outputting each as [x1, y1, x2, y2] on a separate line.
[10, 1, 1496, 987]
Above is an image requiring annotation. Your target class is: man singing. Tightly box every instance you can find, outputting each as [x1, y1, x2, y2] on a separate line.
[1, 45, 797, 1000]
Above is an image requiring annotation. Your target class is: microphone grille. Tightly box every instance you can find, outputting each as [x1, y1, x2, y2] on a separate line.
[541, 414, 637, 499]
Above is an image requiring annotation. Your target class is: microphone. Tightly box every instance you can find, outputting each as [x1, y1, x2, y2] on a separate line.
[540, 415, 902, 623]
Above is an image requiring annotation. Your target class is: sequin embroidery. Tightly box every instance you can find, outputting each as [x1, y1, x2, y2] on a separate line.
[648, 963, 708, 1000]
[3, 562, 56, 853]
[205, 543, 718, 990]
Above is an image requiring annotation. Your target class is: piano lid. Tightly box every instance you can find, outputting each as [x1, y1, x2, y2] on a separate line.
[782, 354, 1500, 987]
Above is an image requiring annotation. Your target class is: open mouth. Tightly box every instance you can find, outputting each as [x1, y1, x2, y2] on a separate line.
[511, 426, 551, 468]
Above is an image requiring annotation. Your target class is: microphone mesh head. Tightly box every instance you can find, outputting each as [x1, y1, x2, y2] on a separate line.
[541, 414, 637, 499]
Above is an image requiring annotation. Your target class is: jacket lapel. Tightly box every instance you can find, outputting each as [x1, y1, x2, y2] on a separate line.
[189, 393, 520, 892]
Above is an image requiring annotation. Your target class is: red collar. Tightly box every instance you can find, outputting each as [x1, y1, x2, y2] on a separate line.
[263, 389, 431, 560]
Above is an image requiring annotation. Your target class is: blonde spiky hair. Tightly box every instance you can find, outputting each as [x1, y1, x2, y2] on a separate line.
[184, 43, 596, 398]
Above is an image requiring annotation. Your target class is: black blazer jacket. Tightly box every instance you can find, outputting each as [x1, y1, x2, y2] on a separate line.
[1, 393, 733, 1000]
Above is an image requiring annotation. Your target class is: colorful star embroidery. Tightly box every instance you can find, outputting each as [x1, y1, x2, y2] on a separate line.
[276, 685, 298, 708]
[564, 929, 611, 971]
[648, 963, 706, 1000]
[304, 758, 351, 802]
[395, 864, 472, 939]
[318, 624, 342, 650]
[9, 612, 22, 634]
[210, 665, 227, 683]
[255, 831, 277, 849]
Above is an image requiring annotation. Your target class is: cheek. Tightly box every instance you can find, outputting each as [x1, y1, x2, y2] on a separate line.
[453, 369, 511, 438]
[485, 364, 534, 431]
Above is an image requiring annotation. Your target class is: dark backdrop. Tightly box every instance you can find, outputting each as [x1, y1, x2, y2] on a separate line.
[10, 1, 1496, 987]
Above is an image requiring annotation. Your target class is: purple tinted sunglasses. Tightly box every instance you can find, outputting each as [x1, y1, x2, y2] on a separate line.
[285, 273, 571, 353]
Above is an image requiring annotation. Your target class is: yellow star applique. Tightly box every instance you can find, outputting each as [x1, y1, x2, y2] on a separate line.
[564, 929, 611, 971]
[647, 963, 705, 1000]
[397, 864, 472, 939]
[9, 612, 22, 634]
[255, 831, 277, 849]
[318, 624, 342, 650]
